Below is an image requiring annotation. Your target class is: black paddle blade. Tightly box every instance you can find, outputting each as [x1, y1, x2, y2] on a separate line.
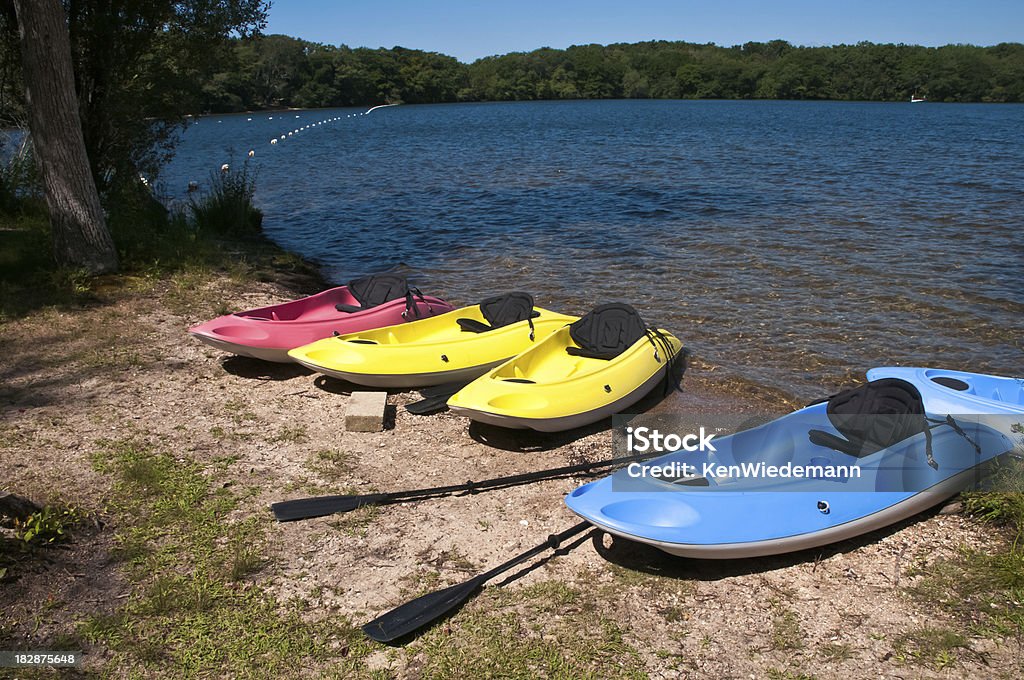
[405, 393, 452, 415]
[362, 575, 486, 643]
[418, 380, 472, 399]
[407, 379, 473, 415]
[270, 492, 389, 521]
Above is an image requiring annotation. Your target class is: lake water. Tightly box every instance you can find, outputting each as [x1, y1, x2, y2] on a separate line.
[163, 100, 1023, 400]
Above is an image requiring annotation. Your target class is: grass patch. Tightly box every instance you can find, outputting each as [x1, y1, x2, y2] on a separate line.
[891, 627, 970, 669]
[817, 642, 853, 662]
[514, 580, 579, 610]
[659, 604, 688, 623]
[765, 670, 816, 680]
[770, 606, 804, 651]
[270, 425, 308, 443]
[962, 450, 1024, 525]
[328, 502, 382, 538]
[965, 491, 1024, 524]
[306, 449, 352, 481]
[84, 437, 369, 676]
[423, 547, 477, 574]
[189, 162, 262, 237]
[209, 425, 253, 442]
[0, 213, 98, 319]
[908, 450, 1024, 640]
[907, 542, 1024, 638]
[223, 398, 261, 424]
[228, 541, 266, 582]
[409, 581, 646, 679]
[397, 569, 444, 601]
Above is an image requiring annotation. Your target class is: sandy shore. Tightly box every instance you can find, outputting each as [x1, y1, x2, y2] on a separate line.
[1, 261, 1019, 678]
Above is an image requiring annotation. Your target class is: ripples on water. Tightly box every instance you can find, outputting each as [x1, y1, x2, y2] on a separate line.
[164, 100, 1024, 400]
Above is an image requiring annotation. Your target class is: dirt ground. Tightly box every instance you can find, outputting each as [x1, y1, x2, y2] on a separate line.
[1, 266, 1020, 678]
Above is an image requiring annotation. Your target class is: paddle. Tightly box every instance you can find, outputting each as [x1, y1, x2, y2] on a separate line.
[362, 521, 592, 642]
[418, 380, 473, 399]
[405, 393, 455, 415]
[270, 451, 657, 521]
[405, 380, 475, 415]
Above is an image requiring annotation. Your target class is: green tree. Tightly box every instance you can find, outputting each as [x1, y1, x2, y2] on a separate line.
[11, 0, 117, 273]
[1, 0, 268, 272]
[622, 68, 649, 98]
[63, 0, 268, 192]
[243, 34, 308, 107]
[192, 37, 1024, 109]
[294, 44, 342, 109]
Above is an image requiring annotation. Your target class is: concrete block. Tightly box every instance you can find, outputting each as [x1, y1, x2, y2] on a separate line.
[346, 391, 387, 432]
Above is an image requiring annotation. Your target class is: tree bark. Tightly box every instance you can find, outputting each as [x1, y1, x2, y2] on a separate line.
[13, 0, 118, 274]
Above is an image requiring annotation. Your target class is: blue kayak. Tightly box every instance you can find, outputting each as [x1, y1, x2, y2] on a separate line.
[565, 373, 1019, 558]
[866, 367, 1024, 415]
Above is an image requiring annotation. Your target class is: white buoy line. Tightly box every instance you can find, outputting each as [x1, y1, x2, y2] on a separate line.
[265, 103, 399, 147]
[189, 104, 398, 186]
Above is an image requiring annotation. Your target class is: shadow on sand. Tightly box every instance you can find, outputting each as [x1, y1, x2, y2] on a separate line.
[220, 355, 313, 381]
[590, 506, 942, 581]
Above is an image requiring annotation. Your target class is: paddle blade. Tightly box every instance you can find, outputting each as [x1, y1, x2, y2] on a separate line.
[405, 393, 452, 415]
[270, 493, 389, 521]
[418, 380, 472, 399]
[362, 575, 485, 642]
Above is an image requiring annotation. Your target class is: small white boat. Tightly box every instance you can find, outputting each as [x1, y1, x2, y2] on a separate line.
[910, 94, 927, 103]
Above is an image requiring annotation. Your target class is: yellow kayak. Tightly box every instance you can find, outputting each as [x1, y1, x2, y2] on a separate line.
[448, 303, 683, 431]
[288, 292, 577, 388]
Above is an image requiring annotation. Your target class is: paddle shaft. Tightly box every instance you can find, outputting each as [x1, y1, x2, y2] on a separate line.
[272, 450, 659, 521]
[478, 520, 592, 582]
[373, 452, 653, 501]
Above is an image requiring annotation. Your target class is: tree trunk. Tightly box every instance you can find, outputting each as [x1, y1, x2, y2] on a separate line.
[13, 0, 118, 274]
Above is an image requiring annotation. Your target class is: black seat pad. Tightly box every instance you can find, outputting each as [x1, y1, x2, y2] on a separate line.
[457, 292, 537, 333]
[566, 303, 647, 360]
[808, 378, 929, 457]
[336, 274, 408, 312]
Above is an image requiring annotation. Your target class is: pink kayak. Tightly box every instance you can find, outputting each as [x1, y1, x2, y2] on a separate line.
[189, 274, 453, 362]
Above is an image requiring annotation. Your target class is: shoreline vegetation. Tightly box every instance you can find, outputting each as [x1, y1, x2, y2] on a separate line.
[194, 36, 1024, 112]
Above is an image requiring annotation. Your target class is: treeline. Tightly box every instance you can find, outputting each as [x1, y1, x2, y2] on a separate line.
[199, 36, 1024, 111]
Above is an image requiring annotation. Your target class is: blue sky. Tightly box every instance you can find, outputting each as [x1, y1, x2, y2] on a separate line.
[265, 0, 1023, 62]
